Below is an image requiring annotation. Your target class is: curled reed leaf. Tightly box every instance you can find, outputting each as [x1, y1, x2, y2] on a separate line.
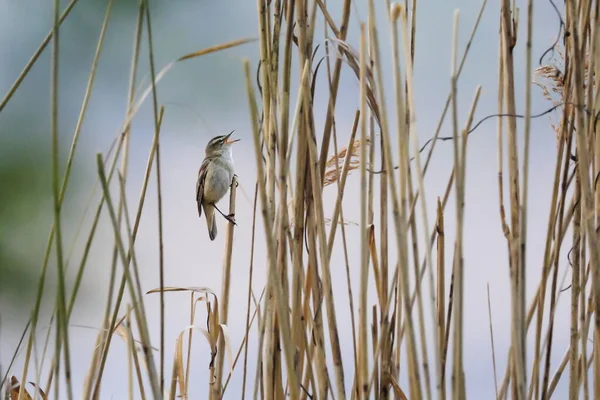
[327, 38, 382, 128]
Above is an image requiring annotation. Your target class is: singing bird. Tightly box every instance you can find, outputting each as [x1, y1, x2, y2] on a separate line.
[196, 131, 239, 240]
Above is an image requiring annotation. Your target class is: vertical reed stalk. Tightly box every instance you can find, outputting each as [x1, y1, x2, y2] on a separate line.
[358, 23, 369, 400]
[211, 176, 238, 398]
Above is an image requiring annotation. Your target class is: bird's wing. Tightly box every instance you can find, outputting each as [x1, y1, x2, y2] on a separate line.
[196, 158, 211, 217]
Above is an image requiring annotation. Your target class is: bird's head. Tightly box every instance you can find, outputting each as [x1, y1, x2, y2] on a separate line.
[205, 130, 240, 156]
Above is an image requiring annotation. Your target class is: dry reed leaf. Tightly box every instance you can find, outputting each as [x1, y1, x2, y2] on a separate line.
[147, 287, 220, 319]
[323, 217, 358, 227]
[114, 324, 159, 352]
[127, 37, 256, 134]
[178, 325, 217, 370]
[327, 38, 382, 127]
[173, 331, 186, 398]
[146, 286, 221, 371]
[8, 376, 33, 400]
[146, 286, 216, 296]
[177, 38, 258, 61]
[195, 327, 213, 350]
[218, 324, 235, 376]
[206, 301, 220, 348]
[26, 383, 47, 400]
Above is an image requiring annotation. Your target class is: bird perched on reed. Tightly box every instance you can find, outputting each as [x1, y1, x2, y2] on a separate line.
[196, 130, 239, 240]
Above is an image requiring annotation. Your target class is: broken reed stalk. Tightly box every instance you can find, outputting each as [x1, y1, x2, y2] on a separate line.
[499, 2, 527, 398]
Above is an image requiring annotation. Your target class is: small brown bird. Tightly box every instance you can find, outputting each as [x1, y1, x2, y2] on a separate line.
[196, 131, 239, 240]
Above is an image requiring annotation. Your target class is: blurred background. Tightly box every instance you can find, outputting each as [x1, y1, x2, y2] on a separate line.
[0, 0, 572, 398]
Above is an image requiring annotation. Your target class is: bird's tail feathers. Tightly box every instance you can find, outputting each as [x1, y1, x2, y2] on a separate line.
[204, 204, 218, 241]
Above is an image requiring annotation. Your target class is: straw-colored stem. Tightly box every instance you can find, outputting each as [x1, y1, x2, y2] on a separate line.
[96, 157, 161, 398]
[565, 0, 600, 394]
[302, 64, 347, 399]
[211, 177, 238, 398]
[369, 2, 421, 397]
[519, 0, 533, 393]
[569, 177, 582, 399]
[317, 0, 352, 179]
[241, 184, 259, 400]
[358, 23, 370, 400]
[245, 59, 300, 400]
[487, 284, 499, 398]
[436, 199, 446, 400]
[89, 106, 165, 399]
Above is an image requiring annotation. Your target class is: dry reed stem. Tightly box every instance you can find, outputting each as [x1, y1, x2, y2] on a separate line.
[519, 0, 533, 394]
[358, 23, 369, 400]
[486, 284, 499, 398]
[211, 176, 238, 398]
[302, 57, 347, 398]
[536, 114, 575, 396]
[241, 184, 259, 400]
[317, 0, 353, 180]
[368, 2, 422, 397]
[223, 289, 265, 394]
[565, 2, 600, 396]
[388, 10, 409, 392]
[89, 105, 166, 400]
[325, 111, 361, 256]
[398, 8, 443, 398]
[323, 108, 361, 397]
[245, 59, 300, 400]
[450, 10, 464, 400]
[436, 199, 446, 400]
[289, 2, 311, 396]
[499, 2, 527, 397]
[530, 108, 570, 399]
[124, 304, 146, 400]
[96, 158, 160, 399]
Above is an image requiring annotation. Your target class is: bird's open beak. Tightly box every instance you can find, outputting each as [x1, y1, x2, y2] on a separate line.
[223, 130, 240, 144]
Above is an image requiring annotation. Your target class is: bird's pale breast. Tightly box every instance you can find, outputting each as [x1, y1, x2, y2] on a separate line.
[203, 160, 234, 203]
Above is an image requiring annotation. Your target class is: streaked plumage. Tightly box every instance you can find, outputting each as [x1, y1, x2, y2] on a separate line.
[196, 131, 239, 240]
